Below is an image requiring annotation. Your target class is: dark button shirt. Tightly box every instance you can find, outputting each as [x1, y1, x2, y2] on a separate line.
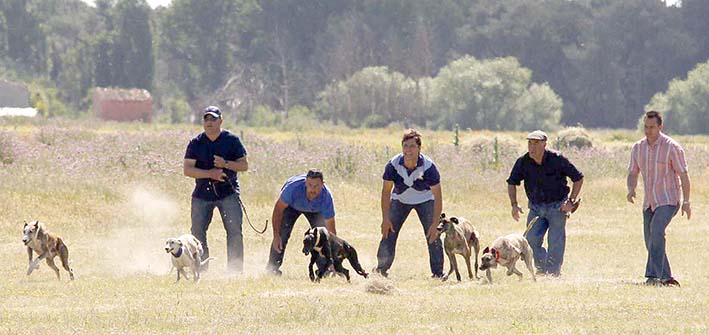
[184, 130, 247, 201]
[506, 150, 583, 204]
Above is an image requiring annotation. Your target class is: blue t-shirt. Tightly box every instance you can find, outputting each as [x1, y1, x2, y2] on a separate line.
[279, 174, 336, 219]
[383, 153, 441, 205]
[184, 130, 247, 201]
[506, 149, 583, 205]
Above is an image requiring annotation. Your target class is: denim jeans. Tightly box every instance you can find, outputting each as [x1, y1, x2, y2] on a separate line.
[191, 193, 243, 272]
[643, 205, 679, 280]
[526, 200, 567, 275]
[266, 207, 326, 272]
[376, 200, 444, 277]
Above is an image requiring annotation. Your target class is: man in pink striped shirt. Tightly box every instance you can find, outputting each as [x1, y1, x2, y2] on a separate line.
[627, 111, 692, 287]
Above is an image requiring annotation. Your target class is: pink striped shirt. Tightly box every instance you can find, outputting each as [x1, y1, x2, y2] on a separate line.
[628, 133, 688, 210]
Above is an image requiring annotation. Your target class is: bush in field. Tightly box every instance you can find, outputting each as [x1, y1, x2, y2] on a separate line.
[645, 61, 709, 134]
[247, 105, 280, 127]
[159, 96, 191, 124]
[0, 131, 16, 164]
[556, 126, 593, 149]
[316, 66, 421, 127]
[429, 56, 562, 131]
[28, 82, 70, 118]
[280, 105, 321, 131]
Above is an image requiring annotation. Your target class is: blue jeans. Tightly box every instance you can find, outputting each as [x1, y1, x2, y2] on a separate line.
[191, 193, 243, 272]
[643, 205, 678, 280]
[266, 207, 326, 272]
[526, 200, 567, 275]
[376, 200, 443, 277]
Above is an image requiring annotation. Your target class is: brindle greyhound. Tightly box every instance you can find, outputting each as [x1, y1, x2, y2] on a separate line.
[437, 213, 480, 282]
[22, 220, 75, 280]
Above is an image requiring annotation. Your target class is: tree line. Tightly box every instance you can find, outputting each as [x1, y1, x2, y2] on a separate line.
[1, 0, 707, 133]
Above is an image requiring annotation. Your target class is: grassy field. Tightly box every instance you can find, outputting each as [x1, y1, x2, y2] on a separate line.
[0, 118, 707, 334]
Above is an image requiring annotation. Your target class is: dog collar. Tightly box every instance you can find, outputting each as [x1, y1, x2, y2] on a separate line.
[171, 247, 183, 258]
[494, 249, 500, 262]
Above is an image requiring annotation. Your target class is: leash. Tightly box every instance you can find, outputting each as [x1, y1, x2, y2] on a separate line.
[222, 178, 268, 235]
[238, 196, 268, 234]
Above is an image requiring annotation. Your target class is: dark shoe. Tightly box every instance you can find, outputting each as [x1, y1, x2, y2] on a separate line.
[645, 278, 662, 286]
[372, 267, 388, 278]
[431, 273, 444, 279]
[662, 278, 680, 287]
[549, 272, 561, 278]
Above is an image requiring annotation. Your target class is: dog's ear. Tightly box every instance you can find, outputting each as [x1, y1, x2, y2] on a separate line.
[450, 217, 458, 224]
[483, 247, 490, 254]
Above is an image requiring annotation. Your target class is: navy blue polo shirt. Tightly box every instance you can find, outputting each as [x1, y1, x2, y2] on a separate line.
[184, 130, 247, 201]
[279, 174, 336, 219]
[506, 150, 583, 204]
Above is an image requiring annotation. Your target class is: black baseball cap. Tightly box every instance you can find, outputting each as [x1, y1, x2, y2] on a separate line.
[203, 106, 222, 119]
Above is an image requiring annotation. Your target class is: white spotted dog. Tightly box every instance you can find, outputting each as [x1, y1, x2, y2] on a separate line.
[164, 234, 214, 283]
[22, 220, 75, 281]
[302, 227, 368, 282]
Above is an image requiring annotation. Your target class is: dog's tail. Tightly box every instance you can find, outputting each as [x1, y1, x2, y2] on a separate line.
[199, 257, 215, 270]
[343, 242, 368, 278]
[522, 216, 540, 238]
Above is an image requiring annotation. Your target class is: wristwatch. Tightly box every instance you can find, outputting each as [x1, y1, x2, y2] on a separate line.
[683, 200, 691, 205]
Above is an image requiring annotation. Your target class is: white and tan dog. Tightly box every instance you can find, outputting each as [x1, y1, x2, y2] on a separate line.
[479, 232, 536, 284]
[164, 234, 214, 283]
[22, 220, 75, 280]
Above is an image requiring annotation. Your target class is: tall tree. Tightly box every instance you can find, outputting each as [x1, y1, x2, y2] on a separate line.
[159, 0, 253, 102]
[112, 0, 153, 90]
[1, 0, 46, 74]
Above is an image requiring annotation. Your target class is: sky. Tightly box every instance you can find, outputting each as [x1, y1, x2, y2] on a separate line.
[81, 0, 173, 9]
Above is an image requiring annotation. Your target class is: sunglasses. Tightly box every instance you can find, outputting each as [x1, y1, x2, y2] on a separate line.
[203, 115, 221, 122]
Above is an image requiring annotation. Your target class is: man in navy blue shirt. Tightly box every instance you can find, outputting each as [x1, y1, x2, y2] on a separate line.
[184, 106, 248, 273]
[266, 169, 338, 275]
[506, 130, 584, 277]
[374, 129, 444, 278]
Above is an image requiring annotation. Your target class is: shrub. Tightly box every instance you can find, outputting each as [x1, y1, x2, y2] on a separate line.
[556, 126, 593, 149]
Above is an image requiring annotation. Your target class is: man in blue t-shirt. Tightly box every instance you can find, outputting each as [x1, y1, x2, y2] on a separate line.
[374, 129, 444, 278]
[266, 169, 337, 275]
[184, 106, 248, 273]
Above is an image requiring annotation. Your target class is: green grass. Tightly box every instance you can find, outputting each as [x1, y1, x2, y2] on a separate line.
[0, 119, 707, 334]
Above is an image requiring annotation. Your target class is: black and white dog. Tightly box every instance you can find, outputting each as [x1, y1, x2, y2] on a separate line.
[302, 227, 368, 282]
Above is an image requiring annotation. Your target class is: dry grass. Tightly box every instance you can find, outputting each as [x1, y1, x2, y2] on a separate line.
[0, 119, 707, 334]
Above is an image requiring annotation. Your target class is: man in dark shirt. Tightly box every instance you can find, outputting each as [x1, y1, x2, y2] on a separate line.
[184, 106, 248, 273]
[506, 130, 584, 276]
